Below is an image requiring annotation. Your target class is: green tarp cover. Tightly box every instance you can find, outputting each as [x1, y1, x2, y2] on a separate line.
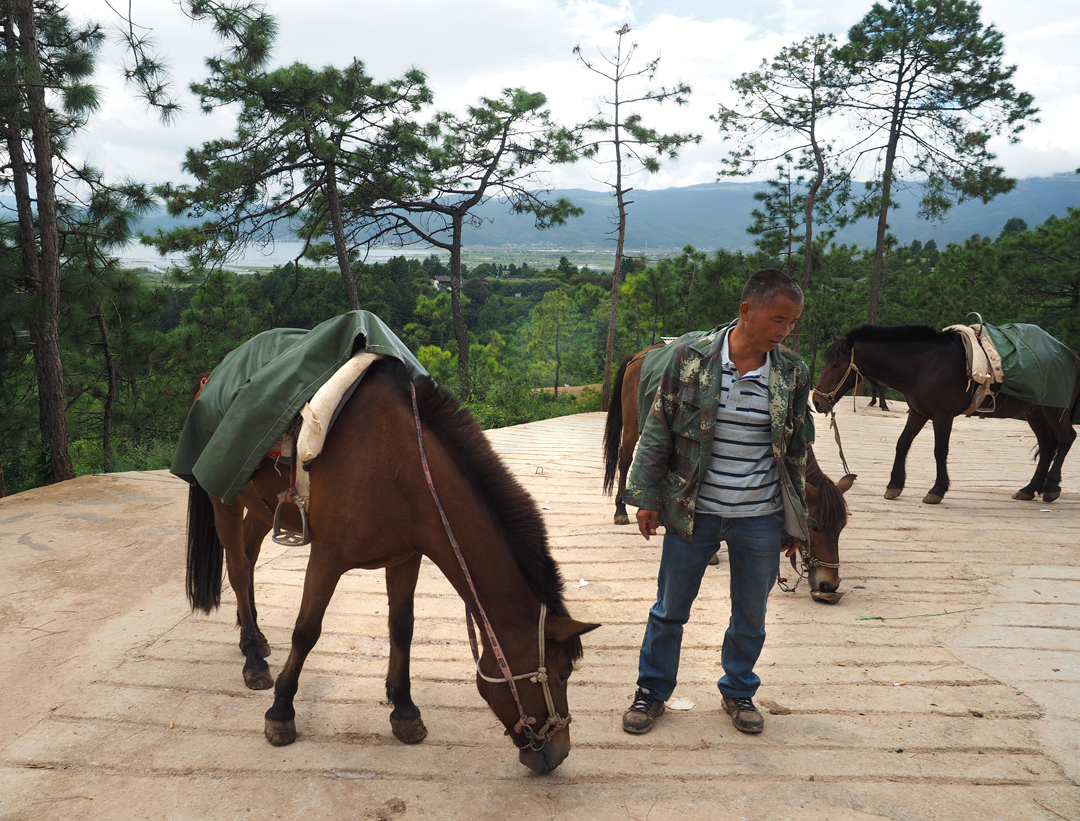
[635, 331, 708, 434]
[983, 323, 1079, 410]
[171, 310, 428, 503]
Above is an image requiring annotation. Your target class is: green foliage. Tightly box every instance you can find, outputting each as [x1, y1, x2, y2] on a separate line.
[838, 0, 1039, 321]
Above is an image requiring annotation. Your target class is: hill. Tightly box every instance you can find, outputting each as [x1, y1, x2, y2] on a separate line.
[10, 174, 1077, 258]
[463, 174, 1080, 251]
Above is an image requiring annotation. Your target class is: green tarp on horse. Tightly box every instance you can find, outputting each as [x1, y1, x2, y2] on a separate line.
[983, 323, 1080, 413]
[171, 311, 428, 503]
[635, 331, 707, 433]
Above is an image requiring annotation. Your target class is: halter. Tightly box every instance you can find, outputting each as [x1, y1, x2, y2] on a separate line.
[776, 517, 841, 593]
[466, 603, 570, 750]
[409, 381, 569, 751]
[811, 347, 857, 476]
[812, 347, 863, 411]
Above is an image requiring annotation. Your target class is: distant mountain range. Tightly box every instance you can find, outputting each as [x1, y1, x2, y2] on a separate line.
[449, 174, 1080, 252]
[10, 173, 1079, 255]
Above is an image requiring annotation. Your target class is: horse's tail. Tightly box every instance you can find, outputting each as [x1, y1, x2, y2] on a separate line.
[186, 481, 224, 614]
[603, 353, 634, 495]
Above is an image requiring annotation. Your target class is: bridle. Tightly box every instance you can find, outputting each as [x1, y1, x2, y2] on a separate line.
[810, 346, 857, 477]
[467, 603, 568, 750]
[409, 381, 569, 752]
[777, 516, 842, 593]
[811, 346, 863, 412]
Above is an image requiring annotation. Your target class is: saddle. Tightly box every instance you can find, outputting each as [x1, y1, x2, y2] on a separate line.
[943, 324, 1004, 415]
[271, 351, 385, 544]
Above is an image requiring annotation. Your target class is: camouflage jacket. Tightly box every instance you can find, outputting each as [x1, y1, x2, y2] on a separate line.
[623, 320, 815, 542]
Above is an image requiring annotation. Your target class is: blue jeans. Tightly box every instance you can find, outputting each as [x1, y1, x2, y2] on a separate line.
[637, 512, 782, 701]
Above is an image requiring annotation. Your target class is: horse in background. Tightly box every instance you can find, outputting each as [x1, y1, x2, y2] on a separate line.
[185, 357, 598, 773]
[813, 324, 1080, 504]
[603, 344, 856, 599]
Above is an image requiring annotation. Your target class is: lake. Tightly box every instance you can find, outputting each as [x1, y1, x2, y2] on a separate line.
[116, 241, 446, 272]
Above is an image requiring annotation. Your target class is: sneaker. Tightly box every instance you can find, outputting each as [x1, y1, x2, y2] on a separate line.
[722, 696, 764, 733]
[622, 687, 665, 734]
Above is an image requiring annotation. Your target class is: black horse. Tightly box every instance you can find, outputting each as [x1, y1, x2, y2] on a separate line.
[814, 324, 1080, 504]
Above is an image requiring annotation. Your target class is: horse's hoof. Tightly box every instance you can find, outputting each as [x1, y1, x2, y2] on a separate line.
[1012, 490, 1035, 501]
[391, 716, 428, 745]
[922, 493, 943, 505]
[265, 717, 297, 746]
[884, 488, 902, 500]
[614, 513, 630, 525]
[244, 667, 274, 690]
[811, 590, 844, 604]
[1043, 490, 1060, 503]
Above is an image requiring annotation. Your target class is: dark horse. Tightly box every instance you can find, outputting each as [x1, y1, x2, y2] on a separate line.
[602, 345, 856, 599]
[813, 325, 1080, 504]
[186, 357, 599, 773]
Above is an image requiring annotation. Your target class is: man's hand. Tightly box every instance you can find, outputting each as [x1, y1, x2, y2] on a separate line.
[636, 509, 660, 540]
[781, 536, 800, 559]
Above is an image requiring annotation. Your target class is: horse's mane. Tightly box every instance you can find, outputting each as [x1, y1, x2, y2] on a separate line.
[374, 358, 582, 662]
[847, 324, 948, 344]
[805, 447, 847, 530]
[823, 324, 954, 367]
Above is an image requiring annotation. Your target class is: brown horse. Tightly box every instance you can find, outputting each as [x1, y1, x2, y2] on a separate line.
[813, 325, 1080, 504]
[186, 357, 599, 773]
[602, 345, 856, 599]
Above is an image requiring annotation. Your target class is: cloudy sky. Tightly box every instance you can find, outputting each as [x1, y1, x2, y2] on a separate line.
[69, 0, 1080, 192]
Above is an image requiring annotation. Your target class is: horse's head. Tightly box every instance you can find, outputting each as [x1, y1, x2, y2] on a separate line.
[804, 472, 856, 601]
[476, 611, 599, 774]
[813, 334, 857, 414]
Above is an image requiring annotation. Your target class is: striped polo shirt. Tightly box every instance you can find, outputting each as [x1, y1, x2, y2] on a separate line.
[695, 334, 781, 518]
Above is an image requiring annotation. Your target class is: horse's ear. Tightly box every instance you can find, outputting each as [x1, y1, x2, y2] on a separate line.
[836, 474, 857, 493]
[804, 481, 820, 504]
[546, 615, 601, 643]
[830, 333, 841, 343]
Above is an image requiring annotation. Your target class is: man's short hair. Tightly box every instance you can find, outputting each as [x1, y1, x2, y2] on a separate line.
[741, 268, 804, 307]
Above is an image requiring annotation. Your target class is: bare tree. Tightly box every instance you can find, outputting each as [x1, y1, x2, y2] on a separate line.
[575, 25, 699, 410]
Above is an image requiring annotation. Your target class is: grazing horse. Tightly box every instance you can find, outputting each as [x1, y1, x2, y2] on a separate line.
[186, 357, 599, 773]
[602, 344, 856, 599]
[813, 325, 1080, 504]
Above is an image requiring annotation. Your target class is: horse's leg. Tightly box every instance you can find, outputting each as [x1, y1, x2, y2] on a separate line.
[385, 554, 428, 744]
[886, 411, 929, 499]
[923, 414, 954, 504]
[614, 433, 634, 526]
[1038, 409, 1075, 503]
[211, 494, 274, 690]
[877, 386, 889, 413]
[1014, 409, 1056, 501]
[264, 549, 344, 746]
[614, 370, 639, 526]
[242, 511, 273, 659]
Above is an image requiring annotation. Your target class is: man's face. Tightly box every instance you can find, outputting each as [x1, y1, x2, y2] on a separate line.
[738, 294, 803, 354]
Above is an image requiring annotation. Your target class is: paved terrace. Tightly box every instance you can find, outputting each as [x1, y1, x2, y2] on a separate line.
[0, 398, 1077, 820]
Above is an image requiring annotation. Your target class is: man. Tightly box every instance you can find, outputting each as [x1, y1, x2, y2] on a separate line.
[621, 268, 813, 735]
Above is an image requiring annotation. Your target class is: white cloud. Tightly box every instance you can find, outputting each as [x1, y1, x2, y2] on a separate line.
[59, 0, 1080, 190]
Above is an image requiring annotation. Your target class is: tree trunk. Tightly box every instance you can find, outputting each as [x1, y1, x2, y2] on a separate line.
[553, 327, 560, 398]
[13, 0, 74, 482]
[96, 309, 117, 473]
[868, 72, 905, 326]
[601, 175, 630, 412]
[683, 260, 698, 335]
[325, 162, 360, 311]
[449, 216, 470, 396]
[792, 144, 826, 353]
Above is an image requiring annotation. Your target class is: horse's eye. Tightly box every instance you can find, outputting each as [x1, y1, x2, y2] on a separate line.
[558, 671, 570, 685]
